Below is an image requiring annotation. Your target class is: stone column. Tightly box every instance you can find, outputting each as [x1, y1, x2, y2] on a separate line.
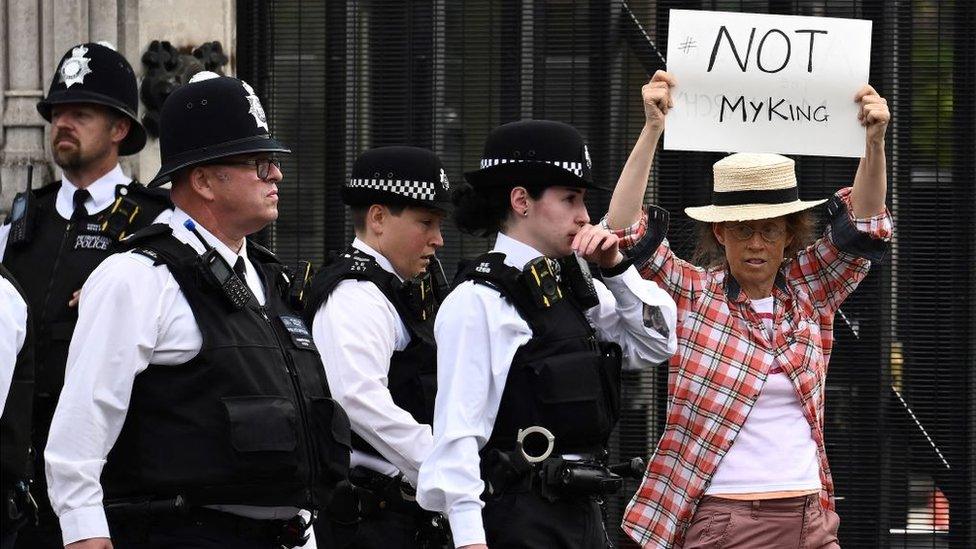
[1, 0, 235, 216]
[1, 0, 49, 211]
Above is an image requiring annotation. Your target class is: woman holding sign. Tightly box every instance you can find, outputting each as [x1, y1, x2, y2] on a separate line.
[606, 71, 892, 548]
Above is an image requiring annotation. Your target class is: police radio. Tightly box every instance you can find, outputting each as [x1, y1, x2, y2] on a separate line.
[559, 253, 600, 309]
[428, 254, 450, 304]
[5, 165, 36, 246]
[183, 219, 253, 310]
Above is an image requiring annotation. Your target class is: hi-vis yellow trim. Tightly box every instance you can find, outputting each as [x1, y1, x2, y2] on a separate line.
[296, 261, 312, 302]
[101, 196, 140, 240]
[529, 264, 550, 307]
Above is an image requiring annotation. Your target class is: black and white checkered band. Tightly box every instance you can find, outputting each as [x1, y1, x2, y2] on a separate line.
[479, 158, 583, 177]
[346, 178, 438, 201]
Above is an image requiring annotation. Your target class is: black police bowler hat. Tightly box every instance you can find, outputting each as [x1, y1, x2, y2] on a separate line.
[343, 146, 453, 212]
[464, 120, 607, 191]
[37, 42, 147, 156]
[148, 72, 290, 187]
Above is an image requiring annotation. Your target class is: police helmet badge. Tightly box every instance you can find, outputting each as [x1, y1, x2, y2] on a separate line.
[60, 45, 93, 88]
[241, 81, 269, 131]
[583, 144, 592, 170]
[440, 168, 450, 191]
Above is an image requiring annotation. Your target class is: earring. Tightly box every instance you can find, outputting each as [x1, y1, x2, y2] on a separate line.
[522, 210, 529, 217]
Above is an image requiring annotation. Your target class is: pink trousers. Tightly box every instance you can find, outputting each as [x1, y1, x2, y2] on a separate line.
[681, 494, 841, 549]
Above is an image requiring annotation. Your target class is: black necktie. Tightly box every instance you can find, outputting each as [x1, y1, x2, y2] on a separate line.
[233, 257, 247, 284]
[71, 189, 91, 222]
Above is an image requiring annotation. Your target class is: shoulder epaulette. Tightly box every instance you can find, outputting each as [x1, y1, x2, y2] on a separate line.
[116, 181, 173, 208]
[455, 252, 536, 310]
[120, 223, 172, 249]
[246, 239, 280, 266]
[303, 247, 397, 327]
[118, 224, 196, 268]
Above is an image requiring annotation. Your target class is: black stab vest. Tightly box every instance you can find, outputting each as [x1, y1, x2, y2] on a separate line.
[2, 181, 171, 402]
[100, 226, 351, 509]
[0, 265, 34, 492]
[455, 252, 622, 456]
[304, 247, 438, 460]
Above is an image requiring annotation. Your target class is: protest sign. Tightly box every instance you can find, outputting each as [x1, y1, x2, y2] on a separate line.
[664, 9, 872, 157]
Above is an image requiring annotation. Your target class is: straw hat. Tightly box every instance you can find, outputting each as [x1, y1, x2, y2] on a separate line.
[685, 153, 827, 223]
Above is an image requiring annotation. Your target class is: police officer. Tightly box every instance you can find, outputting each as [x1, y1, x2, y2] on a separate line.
[0, 42, 171, 549]
[305, 146, 451, 548]
[0, 265, 33, 548]
[415, 120, 678, 548]
[44, 72, 350, 549]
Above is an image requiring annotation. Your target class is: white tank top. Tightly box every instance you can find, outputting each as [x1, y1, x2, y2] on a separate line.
[705, 296, 821, 494]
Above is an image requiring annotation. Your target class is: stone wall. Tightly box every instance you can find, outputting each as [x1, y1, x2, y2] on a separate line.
[0, 0, 235, 214]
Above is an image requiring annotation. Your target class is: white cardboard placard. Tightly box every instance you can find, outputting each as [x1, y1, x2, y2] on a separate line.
[664, 9, 872, 158]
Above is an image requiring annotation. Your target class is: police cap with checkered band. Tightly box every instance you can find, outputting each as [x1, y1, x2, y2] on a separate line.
[343, 146, 452, 212]
[147, 71, 291, 187]
[37, 42, 147, 156]
[463, 119, 608, 191]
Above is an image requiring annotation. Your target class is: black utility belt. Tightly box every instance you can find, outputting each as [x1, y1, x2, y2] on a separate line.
[328, 466, 425, 522]
[481, 427, 645, 502]
[2, 480, 38, 535]
[351, 466, 420, 514]
[105, 498, 312, 548]
[328, 467, 453, 548]
[525, 457, 627, 501]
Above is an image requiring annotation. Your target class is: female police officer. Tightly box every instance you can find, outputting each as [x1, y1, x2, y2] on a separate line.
[416, 120, 677, 549]
[306, 146, 451, 548]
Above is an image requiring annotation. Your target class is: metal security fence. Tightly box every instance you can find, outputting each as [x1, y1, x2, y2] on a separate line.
[237, 1, 974, 547]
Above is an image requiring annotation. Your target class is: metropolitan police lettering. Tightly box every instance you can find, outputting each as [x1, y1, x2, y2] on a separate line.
[74, 223, 112, 250]
[280, 315, 315, 349]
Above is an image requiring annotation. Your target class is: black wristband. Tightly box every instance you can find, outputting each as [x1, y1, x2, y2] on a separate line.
[826, 194, 889, 263]
[600, 256, 634, 278]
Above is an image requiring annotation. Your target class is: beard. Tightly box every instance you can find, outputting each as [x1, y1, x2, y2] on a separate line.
[52, 133, 105, 172]
[53, 144, 84, 171]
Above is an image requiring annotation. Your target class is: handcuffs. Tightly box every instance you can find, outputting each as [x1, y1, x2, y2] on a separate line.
[516, 425, 556, 464]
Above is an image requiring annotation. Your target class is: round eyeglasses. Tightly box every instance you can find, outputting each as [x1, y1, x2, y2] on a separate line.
[723, 222, 787, 243]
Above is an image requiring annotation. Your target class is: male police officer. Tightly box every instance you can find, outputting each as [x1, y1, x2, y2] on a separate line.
[0, 42, 171, 549]
[44, 72, 350, 549]
[306, 146, 450, 548]
[0, 265, 33, 548]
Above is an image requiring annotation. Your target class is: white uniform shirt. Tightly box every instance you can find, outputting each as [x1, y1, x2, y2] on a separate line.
[44, 207, 315, 547]
[0, 164, 171, 260]
[311, 238, 433, 484]
[416, 233, 678, 547]
[0, 275, 28, 412]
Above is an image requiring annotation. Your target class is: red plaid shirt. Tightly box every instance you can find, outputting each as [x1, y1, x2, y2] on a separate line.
[613, 188, 892, 547]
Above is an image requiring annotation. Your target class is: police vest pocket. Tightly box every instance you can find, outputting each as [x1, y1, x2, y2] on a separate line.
[308, 397, 352, 483]
[48, 321, 75, 341]
[531, 351, 611, 445]
[221, 396, 299, 453]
